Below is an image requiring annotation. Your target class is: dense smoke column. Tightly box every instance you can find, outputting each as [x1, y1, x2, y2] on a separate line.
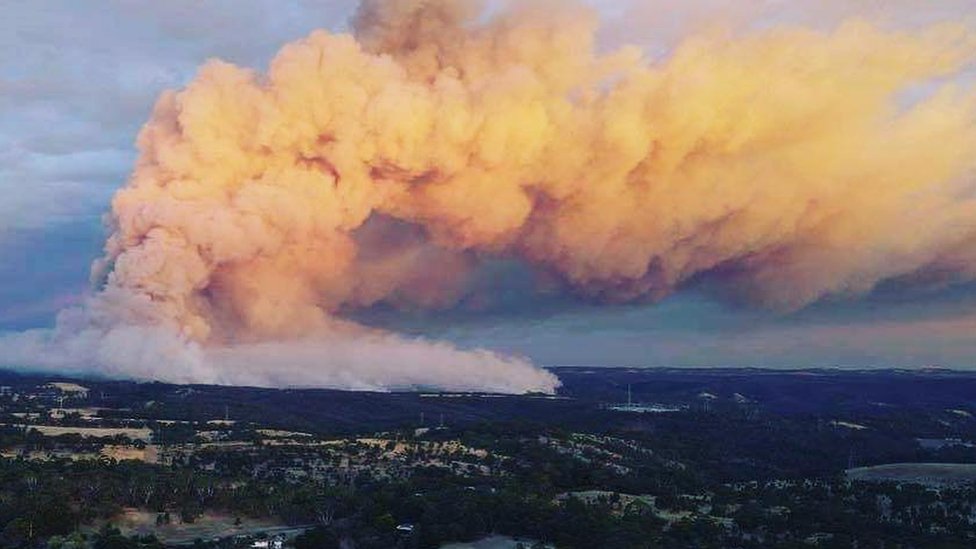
[5, 0, 976, 391]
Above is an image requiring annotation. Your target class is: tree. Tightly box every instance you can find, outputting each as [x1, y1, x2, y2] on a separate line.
[294, 527, 340, 549]
[1, 518, 31, 548]
[92, 524, 138, 549]
[48, 532, 88, 549]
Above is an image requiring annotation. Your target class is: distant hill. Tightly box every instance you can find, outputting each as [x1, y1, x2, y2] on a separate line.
[2, 367, 975, 435]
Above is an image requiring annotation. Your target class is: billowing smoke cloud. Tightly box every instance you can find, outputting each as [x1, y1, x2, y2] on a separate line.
[4, 0, 976, 390]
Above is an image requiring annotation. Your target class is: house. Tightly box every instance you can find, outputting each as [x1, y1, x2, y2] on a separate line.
[251, 536, 285, 549]
[250, 535, 284, 549]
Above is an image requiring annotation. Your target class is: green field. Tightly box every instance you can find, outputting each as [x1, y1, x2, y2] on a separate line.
[441, 536, 551, 549]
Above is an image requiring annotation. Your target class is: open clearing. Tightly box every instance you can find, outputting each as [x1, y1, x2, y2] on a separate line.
[106, 509, 310, 545]
[847, 463, 976, 486]
[11, 424, 152, 441]
[441, 536, 551, 549]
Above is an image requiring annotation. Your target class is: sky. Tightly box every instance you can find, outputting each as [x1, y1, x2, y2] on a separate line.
[3, 0, 976, 372]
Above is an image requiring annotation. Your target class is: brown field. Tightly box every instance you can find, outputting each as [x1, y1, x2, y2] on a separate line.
[6, 424, 152, 441]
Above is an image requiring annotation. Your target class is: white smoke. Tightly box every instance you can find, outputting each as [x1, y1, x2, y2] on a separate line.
[0, 289, 557, 392]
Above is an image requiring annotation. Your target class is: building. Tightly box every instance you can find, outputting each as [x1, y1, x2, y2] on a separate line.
[250, 537, 284, 549]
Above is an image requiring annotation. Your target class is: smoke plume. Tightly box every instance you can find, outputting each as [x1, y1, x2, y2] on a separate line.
[4, 0, 976, 391]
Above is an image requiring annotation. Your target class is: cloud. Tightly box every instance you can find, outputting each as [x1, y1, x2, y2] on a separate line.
[428, 290, 976, 369]
[0, 220, 103, 329]
[0, 0, 360, 234]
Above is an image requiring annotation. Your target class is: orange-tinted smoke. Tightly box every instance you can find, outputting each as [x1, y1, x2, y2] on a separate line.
[98, 0, 976, 347]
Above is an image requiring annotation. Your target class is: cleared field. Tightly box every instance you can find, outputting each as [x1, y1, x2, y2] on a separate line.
[847, 463, 976, 486]
[8, 424, 152, 441]
[107, 509, 310, 545]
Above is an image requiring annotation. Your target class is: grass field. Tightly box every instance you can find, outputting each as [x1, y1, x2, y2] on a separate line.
[847, 463, 976, 486]
[106, 509, 311, 545]
[441, 536, 551, 549]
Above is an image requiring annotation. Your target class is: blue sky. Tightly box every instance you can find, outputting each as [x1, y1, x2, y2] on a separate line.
[3, 0, 976, 369]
